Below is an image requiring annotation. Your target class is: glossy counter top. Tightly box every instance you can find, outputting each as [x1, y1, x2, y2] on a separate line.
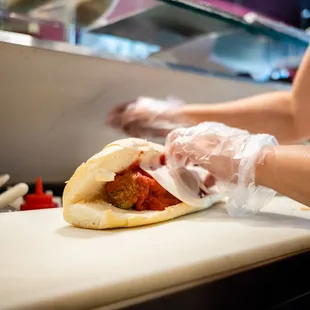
[0, 196, 310, 310]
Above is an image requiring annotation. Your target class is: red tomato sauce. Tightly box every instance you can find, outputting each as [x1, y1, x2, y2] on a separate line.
[105, 159, 180, 211]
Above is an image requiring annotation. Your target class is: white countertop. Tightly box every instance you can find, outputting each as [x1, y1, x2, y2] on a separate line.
[1, 197, 310, 310]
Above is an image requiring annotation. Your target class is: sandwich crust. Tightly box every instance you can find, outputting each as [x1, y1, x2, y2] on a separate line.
[63, 138, 221, 229]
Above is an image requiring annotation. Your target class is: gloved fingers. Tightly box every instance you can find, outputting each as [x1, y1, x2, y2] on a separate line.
[107, 97, 169, 132]
[106, 100, 134, 128]
[168, 141, 239, 182]
[107, 96, 193, 139]
[123, 100, 156, 124]
[166, 125, 226, 151]
[203, 173, 216, 188]
[165, 127, 189, 145]
[200, 155, 240, 183]
[165, 122, 252, 184]
[166, 130, 224, 167]
[107, 99, 156, 137]
[166, 125, 250, 170]
[122, 121, 144, 138]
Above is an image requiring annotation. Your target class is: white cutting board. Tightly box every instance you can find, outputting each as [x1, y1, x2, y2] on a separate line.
[0, 197, 310, 310]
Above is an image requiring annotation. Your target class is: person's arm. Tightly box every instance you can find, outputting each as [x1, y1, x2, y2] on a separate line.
[179, 48, 310, 144]
[179, 92, 294, 143]
[256, 145, 310, 207]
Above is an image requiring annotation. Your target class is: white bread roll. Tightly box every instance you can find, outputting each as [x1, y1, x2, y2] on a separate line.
[63, 138, 221, 229]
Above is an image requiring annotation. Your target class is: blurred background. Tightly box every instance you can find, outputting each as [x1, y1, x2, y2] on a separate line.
[1, 0, 310, 83]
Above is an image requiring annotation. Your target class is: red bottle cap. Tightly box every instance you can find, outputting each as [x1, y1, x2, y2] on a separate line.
[20, 178, 58, 211]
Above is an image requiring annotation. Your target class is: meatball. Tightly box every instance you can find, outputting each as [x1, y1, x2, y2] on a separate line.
[105, 173, 139, 209]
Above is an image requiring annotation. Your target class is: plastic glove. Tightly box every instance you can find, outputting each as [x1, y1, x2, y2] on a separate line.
[106, 97, 191, 138]
[165, 122, 278, 217]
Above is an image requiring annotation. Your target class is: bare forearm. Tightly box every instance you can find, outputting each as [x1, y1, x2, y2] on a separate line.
[256, 145, 310, 207]
[180, 91, 298, 143]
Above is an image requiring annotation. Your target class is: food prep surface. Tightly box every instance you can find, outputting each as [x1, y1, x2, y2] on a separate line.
[1, 197, 310, 310]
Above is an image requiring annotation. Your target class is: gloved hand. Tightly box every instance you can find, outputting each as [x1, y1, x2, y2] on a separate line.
[165, 122, 278, 216]
[106, 97, 191, 138]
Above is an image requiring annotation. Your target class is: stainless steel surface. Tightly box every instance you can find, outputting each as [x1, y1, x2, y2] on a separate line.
[0, 30, 93, 56]
[84, 1, 307, 82]
[92, 4, 232, 48]
[1, 29, 298, 82]
[151, 28, 306, 81]
[0, 29, 170, 70]
[160, 0, 310, 45]
[2, 0, 307, 81]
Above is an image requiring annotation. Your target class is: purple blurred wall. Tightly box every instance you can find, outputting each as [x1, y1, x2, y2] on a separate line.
[106, 0, 305, 28]
[221, 0, 301, 27]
